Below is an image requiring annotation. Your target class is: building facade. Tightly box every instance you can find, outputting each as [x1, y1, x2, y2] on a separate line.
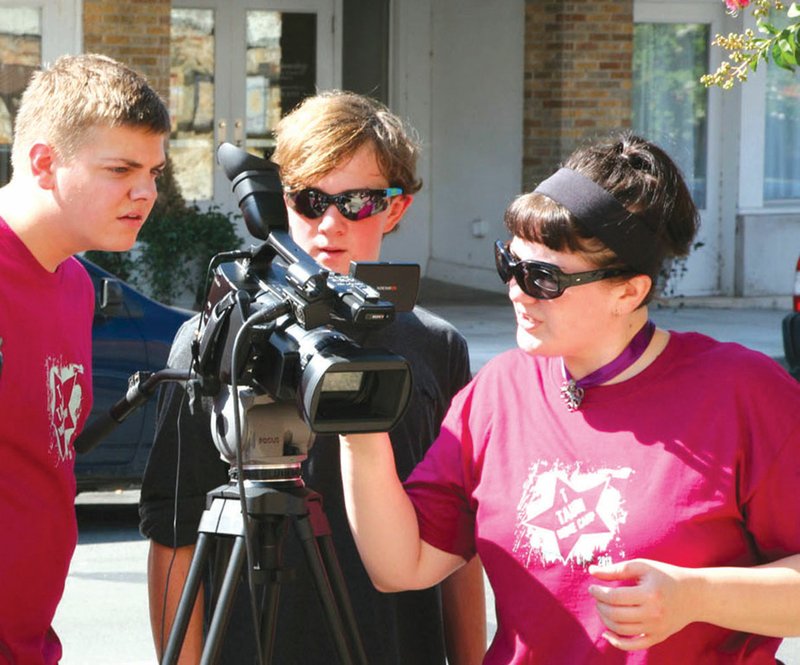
[1, 0, 797, 302]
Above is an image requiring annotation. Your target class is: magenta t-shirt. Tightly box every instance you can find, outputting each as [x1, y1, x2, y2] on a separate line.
[0, 217, 94, 664]
[406, 334, 800, 664]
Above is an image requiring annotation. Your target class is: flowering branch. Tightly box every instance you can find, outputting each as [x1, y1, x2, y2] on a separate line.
[702, 1, 800, 89]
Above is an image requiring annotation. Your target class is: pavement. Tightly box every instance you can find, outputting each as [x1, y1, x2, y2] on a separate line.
[417, 280, 793, 372]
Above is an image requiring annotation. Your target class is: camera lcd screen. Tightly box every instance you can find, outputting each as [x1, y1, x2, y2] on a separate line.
[321, 371, 364, 393]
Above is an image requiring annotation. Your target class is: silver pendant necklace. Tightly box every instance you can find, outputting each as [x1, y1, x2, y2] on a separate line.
[559, 320, 655, 412]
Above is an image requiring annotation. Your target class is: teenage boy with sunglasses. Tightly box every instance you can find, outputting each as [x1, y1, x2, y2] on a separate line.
[0, 53, 169, 664]
[139, 90, 486, 665]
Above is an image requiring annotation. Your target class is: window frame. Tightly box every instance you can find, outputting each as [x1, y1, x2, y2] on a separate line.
[0, 0, 82, 62]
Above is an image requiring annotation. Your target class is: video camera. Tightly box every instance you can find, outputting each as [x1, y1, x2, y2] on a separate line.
[191, 143, 416, 476]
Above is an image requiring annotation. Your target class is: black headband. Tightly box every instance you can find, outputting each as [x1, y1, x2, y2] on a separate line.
[534, 168, 658, 274]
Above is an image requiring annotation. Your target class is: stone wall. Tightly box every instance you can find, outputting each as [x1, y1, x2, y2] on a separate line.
[523, 0, 633, 190]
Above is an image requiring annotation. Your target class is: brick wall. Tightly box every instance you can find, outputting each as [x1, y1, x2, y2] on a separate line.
[82, 0, 171, 100]
[523, 0, 633, 190]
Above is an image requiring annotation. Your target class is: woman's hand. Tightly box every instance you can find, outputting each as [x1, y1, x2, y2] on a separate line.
[590, 554, 800, 647]
[588, 559, 699, 651]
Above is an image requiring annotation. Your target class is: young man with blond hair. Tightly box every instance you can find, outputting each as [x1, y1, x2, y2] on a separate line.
[140, 90, 486, 664]
[0, 53, 169, 664]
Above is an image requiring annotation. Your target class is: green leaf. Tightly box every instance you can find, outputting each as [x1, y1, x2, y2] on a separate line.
[771, 40, 784, 63]
[788, 3, 800, 19]
[780, 41, 798, 66]
[758, 20, 779, 36]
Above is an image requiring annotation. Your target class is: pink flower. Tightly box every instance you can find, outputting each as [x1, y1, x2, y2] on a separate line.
[724, 0, 750, 13]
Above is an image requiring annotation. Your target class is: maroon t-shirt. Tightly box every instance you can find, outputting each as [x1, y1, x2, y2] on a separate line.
[407, 335, 800, 664]
[0, 217, 94, 664]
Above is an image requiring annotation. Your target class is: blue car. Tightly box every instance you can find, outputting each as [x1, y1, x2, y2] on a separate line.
[76, 256, 193, 492]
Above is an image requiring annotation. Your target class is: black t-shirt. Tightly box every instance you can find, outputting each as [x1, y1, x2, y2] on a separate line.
[139, 306, 471, 664]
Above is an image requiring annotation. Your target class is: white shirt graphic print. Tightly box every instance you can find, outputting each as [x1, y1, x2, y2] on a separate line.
[512, 460, 632, 568]
[46, 355, 86, 464]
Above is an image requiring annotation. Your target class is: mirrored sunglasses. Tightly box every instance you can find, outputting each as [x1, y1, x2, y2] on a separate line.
[285, 187, 404, 221]
[494, 239, 633, 300]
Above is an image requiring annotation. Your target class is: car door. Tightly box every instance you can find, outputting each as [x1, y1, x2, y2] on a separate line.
[76, 261, 150, 472]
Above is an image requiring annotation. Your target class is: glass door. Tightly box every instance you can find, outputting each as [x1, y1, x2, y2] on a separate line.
[170, 0, 337, 221]
[634, 2, 723, 297]
[0, 5, 39, 185]
[0, 0, 79, 186]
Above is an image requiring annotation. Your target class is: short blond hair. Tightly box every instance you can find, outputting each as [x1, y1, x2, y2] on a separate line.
[272, 90, 422, 195]
[12, 53, 170, 173]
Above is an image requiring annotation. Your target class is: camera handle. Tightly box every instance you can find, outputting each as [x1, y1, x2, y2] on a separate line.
[74, 369, 191, 454]
[161, 480, 368, 665]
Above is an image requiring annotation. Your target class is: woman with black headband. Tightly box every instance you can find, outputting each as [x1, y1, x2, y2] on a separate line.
[339, 133, 800, 663]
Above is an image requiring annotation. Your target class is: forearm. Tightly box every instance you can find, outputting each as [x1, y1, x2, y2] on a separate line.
[340, 432, 462, 590]
[442, 556, 487, 665]
[147, 541, 204, 663]
[691, 555, 800, 637]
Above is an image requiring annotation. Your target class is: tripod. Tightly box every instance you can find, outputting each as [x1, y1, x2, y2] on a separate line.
[161, 476, 368, 665]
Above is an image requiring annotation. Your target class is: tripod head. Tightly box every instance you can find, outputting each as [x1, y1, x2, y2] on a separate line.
[211, 386, 313, 482]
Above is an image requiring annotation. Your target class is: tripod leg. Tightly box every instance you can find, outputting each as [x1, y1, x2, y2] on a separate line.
[162, 533, 212, 665]
[304, 493, 367, 664]
[207, 537, 233, 617]
[200, 535, 246, 665]
[257, 580, 281, 664]
[293, 514, 360, 665]
[257, 517, 290, 664]
[317, 534, 369, 665]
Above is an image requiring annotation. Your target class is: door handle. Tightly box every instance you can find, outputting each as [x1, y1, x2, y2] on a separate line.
[217, 118, 227, 145]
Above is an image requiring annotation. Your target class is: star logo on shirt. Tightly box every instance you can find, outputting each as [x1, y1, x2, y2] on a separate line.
[513, 462, 632, 568]
[525, 476, 612, 562]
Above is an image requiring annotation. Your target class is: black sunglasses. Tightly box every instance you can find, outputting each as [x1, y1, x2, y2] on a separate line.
[494, 240, 633, 300]
[285, 187, 403, 222]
